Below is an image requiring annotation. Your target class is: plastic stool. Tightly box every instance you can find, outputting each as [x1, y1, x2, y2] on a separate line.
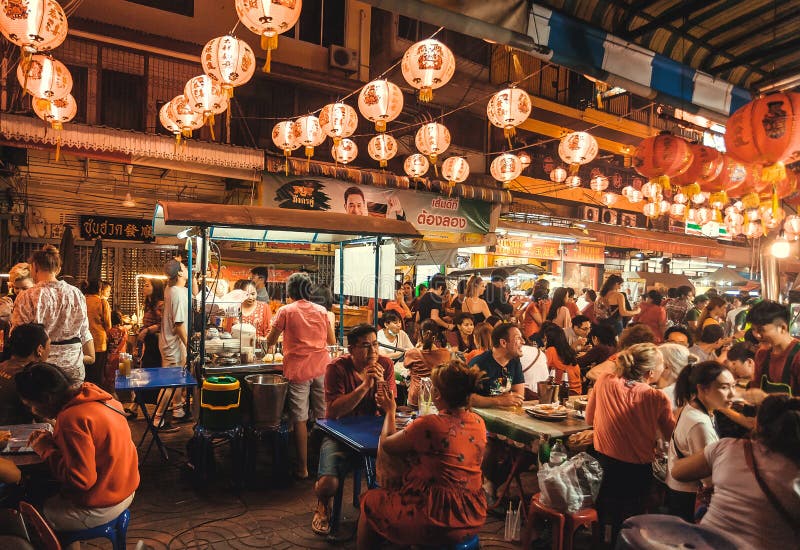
[188, 424, 245, 488]
[244, 422, 290, 488]
[521, 492, 599, 550]
[421, 533, 481, 549]
[58, 508, 130, 550]
[327, 466, 363, 541]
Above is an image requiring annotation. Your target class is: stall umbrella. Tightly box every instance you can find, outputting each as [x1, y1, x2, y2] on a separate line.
[58, 224, 77, 282]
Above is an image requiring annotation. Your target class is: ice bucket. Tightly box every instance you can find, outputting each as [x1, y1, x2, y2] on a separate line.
[245, 374, 289, 428]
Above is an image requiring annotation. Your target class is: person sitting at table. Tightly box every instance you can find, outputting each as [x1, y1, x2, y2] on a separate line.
[464, 322, 492, 364]
[445, 312, 477, 354]
[312, 323, 396, 536]
[467, 323, 525, 408]
[655, 342, 698, 408]
[0, 432, 22, 485]
[539, 323, 582, 395]
[586, 342, 675, 546]
[376, 310, 413, 362]
[576, 323, 616, 375]
[586, 323, 656, 382]
[671, 394, 800, 549]
[666, 361, 735, 522]
[0, 323, 49, 425]
[15, 362, 139, 533]
[404, 320, 452, 407]
[357, 360, 487, 549]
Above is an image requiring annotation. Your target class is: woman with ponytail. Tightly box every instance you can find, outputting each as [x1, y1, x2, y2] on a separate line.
[358, 359, 487, 549]
[586, 342, 675, 544]
[694, 296, 727, 340]
[11, 245, 94, 385]
[666, 361, 735, 521]
[672, 394, 800, 548]
[403, 319, 451, 407]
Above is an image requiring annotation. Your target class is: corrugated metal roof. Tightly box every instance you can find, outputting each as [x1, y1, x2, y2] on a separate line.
[536, 0, 800, 91]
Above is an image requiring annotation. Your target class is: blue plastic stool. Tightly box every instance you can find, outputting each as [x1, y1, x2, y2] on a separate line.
[58, 508, 130, 550]
[245, 422, 290, 488]
[421, 534, 480, 549]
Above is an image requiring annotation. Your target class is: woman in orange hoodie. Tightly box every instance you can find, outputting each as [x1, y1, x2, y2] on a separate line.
[15, 362, 139, 531]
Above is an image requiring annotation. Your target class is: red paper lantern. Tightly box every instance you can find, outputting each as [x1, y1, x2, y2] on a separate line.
[775, 171, 798, 199]
[632, 133, 693, 179]
[671, 143, 724, 191]
[724, 92, 800, 166]
[711, 155, 756, 199]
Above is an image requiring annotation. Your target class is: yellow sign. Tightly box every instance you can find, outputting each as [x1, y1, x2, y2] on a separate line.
[495, 238, 560, 260]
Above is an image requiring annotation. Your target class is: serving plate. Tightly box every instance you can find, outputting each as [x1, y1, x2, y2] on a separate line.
[525, 404, 568, 422]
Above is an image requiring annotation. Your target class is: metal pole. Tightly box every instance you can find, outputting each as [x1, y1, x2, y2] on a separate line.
[199, 228, 208, 370]
[374, 237, 381, 328]
[338, 242, 345, 344]
[186, 236, 193, 371]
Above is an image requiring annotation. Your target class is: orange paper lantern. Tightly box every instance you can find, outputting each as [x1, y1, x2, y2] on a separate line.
[725, 92, 800, 166]
[632, 133, 693, 179]
[671, 143, 724, 191]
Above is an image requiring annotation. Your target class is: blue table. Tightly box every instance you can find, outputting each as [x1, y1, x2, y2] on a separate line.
[116, 367, 197, 463]
[315, 415, 383, 540]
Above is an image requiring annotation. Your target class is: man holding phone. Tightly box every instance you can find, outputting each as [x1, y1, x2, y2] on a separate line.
[311, 324, 396, 536]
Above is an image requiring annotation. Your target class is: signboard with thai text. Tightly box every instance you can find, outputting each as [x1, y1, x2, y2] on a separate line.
[79, 216, 154, 242]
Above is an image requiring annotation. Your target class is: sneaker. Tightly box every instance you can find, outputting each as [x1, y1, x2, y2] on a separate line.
[155, 423, 181, 433]
[172, 407, 186, 419]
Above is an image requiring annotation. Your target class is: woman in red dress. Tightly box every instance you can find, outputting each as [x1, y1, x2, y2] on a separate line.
[357, 359, 487, 549]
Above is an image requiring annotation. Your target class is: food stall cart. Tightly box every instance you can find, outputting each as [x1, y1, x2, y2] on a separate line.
[151, 200, 422, 377]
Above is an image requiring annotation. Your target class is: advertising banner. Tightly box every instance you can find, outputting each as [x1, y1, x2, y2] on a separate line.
[262, 173, 491, 238]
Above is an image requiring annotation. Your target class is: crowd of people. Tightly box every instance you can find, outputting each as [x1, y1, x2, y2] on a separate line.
[1, 249, 799, 549]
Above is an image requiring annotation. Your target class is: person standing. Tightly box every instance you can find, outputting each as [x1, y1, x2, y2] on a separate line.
[724, 293, 748, 338]
[84, 280, 111, 387]
[594, 275, 640, 336]
[416, 275, 452, 332]
[546, 287, 573, 330]
[665, 285, 694, 327]
[136, 277, 164, 368]
[249, 266, 270, 303]
[461, 276, 491, 325]
[267, 273, 335, 480]
[312, 324, 395, 536]
[482, 269, 513, 319]
[632, 290, 667, 343]
[155, 259, 189, 430]
[11, 245, 94, 385]
[748, 300, 800, 396]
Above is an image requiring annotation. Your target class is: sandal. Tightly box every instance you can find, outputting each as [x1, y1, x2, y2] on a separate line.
[311, 508, 330, 536]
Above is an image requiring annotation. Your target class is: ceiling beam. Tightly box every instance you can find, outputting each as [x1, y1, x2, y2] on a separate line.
[676, 0, 744, 31]
[711, 35, 800, 75]
[750, 61, 800, 89]
[709, 5, 800, 55]
[618, 0, 662, 33]
[624, 0, 717, 40]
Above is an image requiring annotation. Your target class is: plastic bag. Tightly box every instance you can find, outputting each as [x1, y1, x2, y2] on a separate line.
[537, 452, 603, 513]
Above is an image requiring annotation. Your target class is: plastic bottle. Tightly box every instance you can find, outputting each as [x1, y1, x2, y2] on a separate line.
[549, 439, 567, 465]
[538, 434, 551, 465]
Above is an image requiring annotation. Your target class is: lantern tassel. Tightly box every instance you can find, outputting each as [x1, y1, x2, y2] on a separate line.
[207, 113, 216, 141]
[504, 127, 516, 148]
[419, 87, 433, 102]
[261, 35, 278, 73]
[284, 149, 291, 176]
[174, 134, 181, 154]
[569, 164, 579, 176]
[375, 120, 386, 133]
[380, 160, 387, 168]
[53, 123, 63, 162]
[772, 183, 779, 218]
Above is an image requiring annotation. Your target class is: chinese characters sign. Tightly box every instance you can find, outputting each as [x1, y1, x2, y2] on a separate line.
[79, 216, 154, 242]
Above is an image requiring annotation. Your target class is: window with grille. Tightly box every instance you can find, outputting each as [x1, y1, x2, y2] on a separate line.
[100, 70, 146, 131]
[284, 0, 345, 47]
[398, 16, 490, 66]
[123, 0, 194, 16]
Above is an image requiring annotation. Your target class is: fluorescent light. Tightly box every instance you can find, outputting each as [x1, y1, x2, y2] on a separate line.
[135, 274, 169, 279]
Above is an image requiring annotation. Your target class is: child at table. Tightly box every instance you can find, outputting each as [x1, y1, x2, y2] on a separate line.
[357, 359, 486, 549]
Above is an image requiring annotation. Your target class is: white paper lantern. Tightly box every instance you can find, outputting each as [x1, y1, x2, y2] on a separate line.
[358, 79, 403, 132]
[673, 192, 688, 204]
[659, 199, 671, 214]
[550, 167, 567, 183]
[558, 131, 598, 166]
[697, 207, 712, 225]
[319, 103, 358, 144]
[565, 175, 581, 188]
[761, 206, 785, 230]
[487, 88, 531, 138]
[272, 120, 301, 156]
[159, 102, 181, 135]
[692, 191, 709, 205]
[685, 208, 698, 224]
[601, 192, 617, 206]
[669, 203, 686, 218]
[590, 175, 609, 192]
[0, 0, 67, 52]
[331, 138, 358, 165]
[32, 93, 75, 129]
[295, 115, 325, 158]
[404, 154, 429, 178]
[621, 185, 634, 198]
[641, 181, 661, 200]
[16, 54, 71, 100]
[415, 122, 450, 165]
[234, 0, 302, 72]
[642, 202, 659, 218]
[784, 215, 800, 235]
[202, 35, 256, 96]
[367, 134, 398, 167]
[401, 39, 455, 102]
[490, 153, 523, 183]
[166, 95, 204, 137]
[518, 151, 532, 170]
[627, 189, 643, 203]
[744, 221, 762, 239]
[184, 75, 228, 117]
[441, 156, 470, 184]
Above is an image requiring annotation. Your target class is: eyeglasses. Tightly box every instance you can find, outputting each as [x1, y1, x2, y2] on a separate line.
[353, 341, 380, 350]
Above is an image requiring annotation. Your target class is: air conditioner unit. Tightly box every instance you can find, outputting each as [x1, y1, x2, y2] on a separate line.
[329, 45, 358, 72]
[580, 205, 600, 223]
[600, 208, 618, 225]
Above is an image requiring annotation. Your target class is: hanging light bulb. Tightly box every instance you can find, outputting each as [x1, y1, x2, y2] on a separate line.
[121, 192, 136, 208]
[550, 167, 567, 183]
[771, 230, 791, 258]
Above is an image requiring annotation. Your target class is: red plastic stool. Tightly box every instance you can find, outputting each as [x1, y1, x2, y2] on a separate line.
[520, 492, 599, 550]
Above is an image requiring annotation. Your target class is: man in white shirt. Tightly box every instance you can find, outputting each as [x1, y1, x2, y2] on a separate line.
[724, 293, 748, 337]
[156, 259, 189, 430]
[565, 315, 591, 352]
